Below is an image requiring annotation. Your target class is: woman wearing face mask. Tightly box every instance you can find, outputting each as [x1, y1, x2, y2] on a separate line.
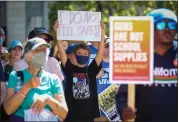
[54, 20, 106, 122]
[14, 27, 64, 82]
[3, 37, 68, 122]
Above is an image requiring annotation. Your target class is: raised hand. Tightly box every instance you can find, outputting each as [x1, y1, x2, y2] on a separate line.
[53, 20, 60, 32]
[100, 21, 106, 38]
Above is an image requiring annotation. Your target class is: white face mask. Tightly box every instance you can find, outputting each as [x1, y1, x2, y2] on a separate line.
[32, 52, 46, 69]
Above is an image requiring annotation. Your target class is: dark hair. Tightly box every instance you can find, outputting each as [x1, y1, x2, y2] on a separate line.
[73, 43, 91, 55]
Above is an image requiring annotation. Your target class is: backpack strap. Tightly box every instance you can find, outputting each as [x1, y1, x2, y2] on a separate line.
[16, 71, 24, 83]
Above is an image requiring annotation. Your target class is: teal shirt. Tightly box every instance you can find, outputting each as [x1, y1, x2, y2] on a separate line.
[8, 69, 64, 118]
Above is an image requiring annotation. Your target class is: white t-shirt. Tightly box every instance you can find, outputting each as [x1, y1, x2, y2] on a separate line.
[14, 57, 64, 81]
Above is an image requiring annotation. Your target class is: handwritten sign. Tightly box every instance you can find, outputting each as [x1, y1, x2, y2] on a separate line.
[109, 17, 154, 84]
[57, 10, 101, 41]
[24, 109, 58, 121]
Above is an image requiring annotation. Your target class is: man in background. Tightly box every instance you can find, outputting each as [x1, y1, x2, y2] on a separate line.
[0, 27, 9, 68]
[115, 8, 178, 122]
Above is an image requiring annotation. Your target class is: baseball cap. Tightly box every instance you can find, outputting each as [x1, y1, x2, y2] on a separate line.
[24, 37, 51, 55]
[66, 44, 76, 54]
[9, 40, 23, 52]
[147, 8, 177, 23]
[28, 27, 54, 41]
[0, 27, 5, 36]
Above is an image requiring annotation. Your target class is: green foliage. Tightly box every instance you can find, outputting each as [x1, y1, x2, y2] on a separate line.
[49, 1, 178, 37]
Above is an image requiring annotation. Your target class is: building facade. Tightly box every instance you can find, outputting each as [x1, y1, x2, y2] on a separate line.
[0, 1, 49, 47]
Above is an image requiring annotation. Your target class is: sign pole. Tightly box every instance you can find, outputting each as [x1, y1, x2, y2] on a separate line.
[127, 84, 135, 121]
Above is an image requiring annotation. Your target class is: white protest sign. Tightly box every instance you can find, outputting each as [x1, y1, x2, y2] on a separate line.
[24, 109, 58, 121]
[57, 10, 101, 41]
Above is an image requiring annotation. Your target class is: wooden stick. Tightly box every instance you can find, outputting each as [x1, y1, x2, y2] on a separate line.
[127, 84, 135, 122]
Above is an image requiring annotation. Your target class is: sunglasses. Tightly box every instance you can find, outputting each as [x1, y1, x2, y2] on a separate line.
[155, 21, 177, 31]
[43, 38, 51, 43]
[37, 36, 50, 43]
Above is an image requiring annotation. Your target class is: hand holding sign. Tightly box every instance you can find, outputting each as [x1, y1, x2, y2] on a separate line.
[53, 20, 59, 33]
[31, 94, 52, 113]
[24, 109, 58, 121]
[100, 21, 106, 40]
[122, 107, 136, 121]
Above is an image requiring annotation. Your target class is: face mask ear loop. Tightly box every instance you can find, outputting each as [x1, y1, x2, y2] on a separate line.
[37, 67, 43, 77]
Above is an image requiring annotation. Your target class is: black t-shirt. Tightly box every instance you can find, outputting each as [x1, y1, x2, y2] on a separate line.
[63, 59, 102, 121]
[4, 64, 13, 81]
[0, 60, 5, 82]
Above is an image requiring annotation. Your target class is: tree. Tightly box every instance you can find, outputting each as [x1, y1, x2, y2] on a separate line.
[48, 1, 178, 38]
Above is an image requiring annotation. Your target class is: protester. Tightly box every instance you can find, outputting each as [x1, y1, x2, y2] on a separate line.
[0, 27, 8, 53]
[66, 43, 77, 65]
[95, 37, 110, 121]
[3, 37, 68, 122]
[115, 8, 178, 122]
[0, 59, 6, 105]
[0, 27, 9, 68]
[88, 41, 98, 64]
[53, 45, 61, 62]
[54, 20, 106, 121]
[14, 27, 64, 81]
[97, 37, 110, 102]
[4, 40, 23, 81]
[0, 59, 7, 122]
[1, 40, 23, 122]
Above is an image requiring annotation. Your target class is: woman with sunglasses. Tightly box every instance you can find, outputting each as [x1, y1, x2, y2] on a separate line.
[116, 8, 178, 122]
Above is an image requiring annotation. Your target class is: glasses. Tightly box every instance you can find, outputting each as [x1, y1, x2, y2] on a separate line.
[155, 21, 177, 31]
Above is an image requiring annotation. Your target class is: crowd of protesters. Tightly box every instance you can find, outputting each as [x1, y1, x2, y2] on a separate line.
[0, 8, 178, 122]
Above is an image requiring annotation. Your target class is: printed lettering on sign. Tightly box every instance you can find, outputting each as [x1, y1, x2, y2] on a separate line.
[109, 17, 154, 84]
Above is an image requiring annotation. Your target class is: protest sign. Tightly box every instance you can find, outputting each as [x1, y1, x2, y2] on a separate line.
[24, 109, 58, 121]
[98, 84, 120, 121]
[57, 10, 101, 41]
[109, 17, 154, 84]
[109, 17, 154, 119]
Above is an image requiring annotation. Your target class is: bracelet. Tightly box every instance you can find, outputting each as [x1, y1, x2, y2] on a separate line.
[18, 91, 26, 98]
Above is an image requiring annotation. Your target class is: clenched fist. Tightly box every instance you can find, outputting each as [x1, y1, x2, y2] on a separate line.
[26, 76, 41, 88]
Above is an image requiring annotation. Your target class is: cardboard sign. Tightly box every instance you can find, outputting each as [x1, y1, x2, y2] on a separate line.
[57, 10, 101, 41]
[109, 17, 154, 84]
[24, 109, 58, 121]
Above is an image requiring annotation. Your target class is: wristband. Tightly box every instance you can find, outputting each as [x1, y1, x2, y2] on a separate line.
[18, 91, 26, 98]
